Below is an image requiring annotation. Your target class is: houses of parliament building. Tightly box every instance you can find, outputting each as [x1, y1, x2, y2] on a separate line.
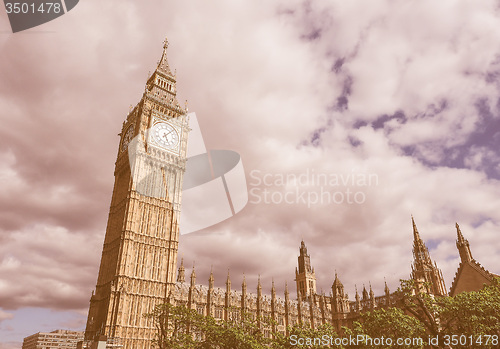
[81, 40, 499, 348]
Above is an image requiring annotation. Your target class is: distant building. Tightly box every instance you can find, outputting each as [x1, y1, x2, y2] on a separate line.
[22, 330, 84, 349]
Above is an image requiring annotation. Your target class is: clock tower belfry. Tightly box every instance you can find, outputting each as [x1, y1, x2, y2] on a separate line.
[84, 38, 189, 349]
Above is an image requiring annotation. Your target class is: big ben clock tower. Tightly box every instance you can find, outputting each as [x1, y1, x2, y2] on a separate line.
[84, 39, 189, 348]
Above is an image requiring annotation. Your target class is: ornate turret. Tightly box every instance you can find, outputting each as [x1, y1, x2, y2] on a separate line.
[384, 279, 391, 306]
[270, 280, 277, 334]
[190, 266, 196, 288]
[369, 283, 375, 309]
[362, 285, 368, 301]
[242, 274, 247, 294]
[332, 272, 344, 292]
[284, 282, 290, 335]
[177, 258, 185, 283]
[256, 276, 263, 326]
[206, 268, 214, 317]
[284, 281, 289, 302]
[225, 270, 231, 318]
[412, 216, 433, 265]
[295, 241, 317, 301]
[226, 270, 231, 292]
[355, 286, 361, 312]
[241, 274, 247, 312]
[188, 265, 196, 309]
[208, 268, 214, 290]
[257, 275, 262, 298]
[331, 272, 349, 314]
[410, 216, 446, 296]
[449, 223, 499, 296]
[456, 223, 473, 264]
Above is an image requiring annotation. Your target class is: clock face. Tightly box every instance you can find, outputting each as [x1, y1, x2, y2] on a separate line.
[151, 122, 179, 149]
[121, 126, 135, 151]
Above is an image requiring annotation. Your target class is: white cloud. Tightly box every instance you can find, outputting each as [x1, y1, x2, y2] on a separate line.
[1, 0, 500, 345]
[0, 224, 101, 311]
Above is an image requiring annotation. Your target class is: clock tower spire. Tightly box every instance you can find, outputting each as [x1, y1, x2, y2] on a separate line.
[84, 39, 189, 349]
[157, 37, 173, 75]
[144, 37, 184, 114]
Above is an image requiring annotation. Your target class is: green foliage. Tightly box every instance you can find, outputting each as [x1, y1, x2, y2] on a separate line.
[145, 303, 201, 349]
[395, 278, 500, 349]
[351, 308, 426, 349]
[396, 279, 444, 338]
[438, 277, 500, 349]
[145, 304, 274, 349]
[146, 279, 500, 349]
[275, 323, 339, 349]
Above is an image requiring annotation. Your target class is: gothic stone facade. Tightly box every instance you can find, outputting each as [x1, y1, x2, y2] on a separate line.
[167, 220, 495, 340]
[167, 218, 449, 338]
[449, 223, 499, 296]
[83, 40, 497, 348]
[84, 39, 189, 349]
[168, 246, 392, 338]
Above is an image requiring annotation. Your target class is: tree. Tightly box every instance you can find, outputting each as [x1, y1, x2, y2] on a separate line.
[438, 277, 500, 349]
[396, 279, 444, 340]
[146, 279, 500, 349]
[200, 310, 273, 349]
[145, 304, 274, 349]
[274, 323, 340, 349]
[342, 307, 426, 349]
[395, 278, 500, 349]
[145, 303, 201, 349]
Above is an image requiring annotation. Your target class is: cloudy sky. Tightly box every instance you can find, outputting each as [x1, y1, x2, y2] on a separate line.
[1, 0, 500, 347]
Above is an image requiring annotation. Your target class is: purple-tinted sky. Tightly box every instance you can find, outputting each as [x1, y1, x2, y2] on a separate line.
[1, 1, 500, 347]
